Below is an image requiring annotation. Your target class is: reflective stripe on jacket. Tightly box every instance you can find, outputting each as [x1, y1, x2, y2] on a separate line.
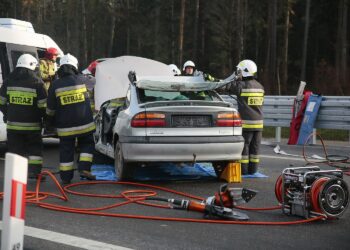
[46, 73, 95, 137]
[228, 78, 264, 131]
[0, 68, 46, 133]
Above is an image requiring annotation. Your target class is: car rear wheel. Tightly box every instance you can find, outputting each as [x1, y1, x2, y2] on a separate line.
[114, 141, 134, 180]
[212, 161, 229, 179]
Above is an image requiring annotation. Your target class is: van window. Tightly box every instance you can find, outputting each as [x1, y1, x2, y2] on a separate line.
[5, 43, 38, 72]
[10, 50, 37, 70]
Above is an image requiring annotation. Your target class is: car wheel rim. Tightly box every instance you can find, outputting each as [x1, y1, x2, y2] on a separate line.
[93, 117, 101, 143]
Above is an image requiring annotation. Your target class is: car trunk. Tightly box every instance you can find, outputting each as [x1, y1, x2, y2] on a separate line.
[142, 102, 241, 137]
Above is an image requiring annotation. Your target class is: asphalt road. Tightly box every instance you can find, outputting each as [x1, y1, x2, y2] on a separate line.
[0, 139, 350, 250]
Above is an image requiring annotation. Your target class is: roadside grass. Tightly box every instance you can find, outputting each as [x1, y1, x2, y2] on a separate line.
[263, 127, 349, 141]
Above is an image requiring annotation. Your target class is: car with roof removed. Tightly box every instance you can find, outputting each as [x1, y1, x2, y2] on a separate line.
[93, 56, 244, 179]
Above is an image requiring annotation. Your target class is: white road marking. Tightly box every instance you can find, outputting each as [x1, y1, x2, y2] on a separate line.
[0, 221, 133, 250]
[261, 154, 306, 162]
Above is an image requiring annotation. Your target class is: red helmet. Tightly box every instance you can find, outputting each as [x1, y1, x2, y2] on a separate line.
[45, 47, 59, 60]
[87, 60, 99, 76]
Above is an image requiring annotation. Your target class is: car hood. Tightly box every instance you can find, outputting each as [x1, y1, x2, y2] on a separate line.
[94, 56, 172, 109]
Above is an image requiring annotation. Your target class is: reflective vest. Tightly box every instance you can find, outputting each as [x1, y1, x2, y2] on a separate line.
[39, 59, 57, 82]
[46, 74, 95, 137]
[228, 78, 264, 131]
[0, 68, 47, 133]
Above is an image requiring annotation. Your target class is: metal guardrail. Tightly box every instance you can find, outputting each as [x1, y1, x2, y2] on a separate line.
[221, 95, 350, 143]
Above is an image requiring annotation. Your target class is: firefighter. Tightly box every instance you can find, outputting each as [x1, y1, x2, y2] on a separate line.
[182, 60, 199, 76]
[182, 60, 218, 81]
[82, 60, 98, 112]
[0, 54, 47, 179]
[46, 53, 95, 184]
[40, 47, 59, 93]
[227, 59, 264, 175]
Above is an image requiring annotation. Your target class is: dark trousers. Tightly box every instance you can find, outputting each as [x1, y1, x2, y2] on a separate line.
[7, 131, 43, 176]
[241, 130, 262, 175]
[59, 133, 94, 182]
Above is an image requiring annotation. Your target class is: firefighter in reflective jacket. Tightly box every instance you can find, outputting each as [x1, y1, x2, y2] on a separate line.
[227, 60, 264, 175]
[0, 54, 47, 179]
[46, 53, 95, 184]
[40, 47, 59, 93]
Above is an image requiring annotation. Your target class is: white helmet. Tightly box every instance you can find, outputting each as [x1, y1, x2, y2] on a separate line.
[236, 59, 257, 78]
[169, 64, 181, 76]
[16, 54, 38, 71]
[183, 60, 195, 71]
[60, 53, 78, 69]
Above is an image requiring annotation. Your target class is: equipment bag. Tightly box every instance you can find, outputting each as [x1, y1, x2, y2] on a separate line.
[297, 94, 322, 145]
[288, 91, 312, 144]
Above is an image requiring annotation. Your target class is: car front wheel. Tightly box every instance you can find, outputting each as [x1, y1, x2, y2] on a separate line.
[93, 113, 102, 144]
[114, 141, 134, 180]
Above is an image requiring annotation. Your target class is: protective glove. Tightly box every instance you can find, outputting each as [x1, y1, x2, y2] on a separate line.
[204, 73, 217, 82]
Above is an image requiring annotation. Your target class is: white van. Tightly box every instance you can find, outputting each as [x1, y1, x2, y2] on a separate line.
[0, 18, 63, 141]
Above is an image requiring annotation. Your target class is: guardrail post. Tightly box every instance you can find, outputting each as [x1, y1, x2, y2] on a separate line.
[275, 127, 281, 143]
[312, 128, 317, 145]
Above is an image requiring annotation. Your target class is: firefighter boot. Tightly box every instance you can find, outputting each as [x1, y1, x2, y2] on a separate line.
[241, 163, 249, 175]
[248, 163, 258, 175]
[79, 170, 96, 180]
[60, 169, 74, 185]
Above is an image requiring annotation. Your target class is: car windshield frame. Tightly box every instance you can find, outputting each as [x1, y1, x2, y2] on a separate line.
[137, 88, 222, 103]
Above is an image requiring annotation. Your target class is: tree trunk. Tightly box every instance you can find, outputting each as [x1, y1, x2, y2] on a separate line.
[235, 0, 242, 61]
[228, 0, 235, 72]
[65, 8, 70, 51]
[126, 0, 130, 54]
[154, 0, 161, 59]
[200, 2, 205, 63]
[263, 0, 277, 93]
[270, 0, 277, 94]
[300, 0, 311, 81]
[170, 0, 175, 63]
[81, 0, 88, 66]
[178, 0, 186, 67]
[281, 0, 291, 94]
[13, 0, 17, 18]
[108, 15, 116, 57]
[340, 0, 348, 93]
[193, 0, 200, 62]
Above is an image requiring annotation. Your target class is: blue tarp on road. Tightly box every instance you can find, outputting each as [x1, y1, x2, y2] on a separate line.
[91, 163, 268, 181]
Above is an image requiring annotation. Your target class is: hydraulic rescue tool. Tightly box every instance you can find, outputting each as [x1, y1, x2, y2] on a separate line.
[275, 166, 349, 219]
[147, 185, 257, 221]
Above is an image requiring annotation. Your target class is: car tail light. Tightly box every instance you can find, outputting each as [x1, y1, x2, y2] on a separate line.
[216, 112, 242, 127]
[131, 112, 166, 127]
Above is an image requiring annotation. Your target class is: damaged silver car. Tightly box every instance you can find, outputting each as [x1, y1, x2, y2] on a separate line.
[93, 56, 244, 179]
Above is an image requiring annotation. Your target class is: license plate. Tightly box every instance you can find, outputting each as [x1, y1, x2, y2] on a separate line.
[172, 115, 211, 127]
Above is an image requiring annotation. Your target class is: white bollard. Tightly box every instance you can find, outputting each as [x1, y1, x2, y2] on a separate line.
[1, 153, 28, 250]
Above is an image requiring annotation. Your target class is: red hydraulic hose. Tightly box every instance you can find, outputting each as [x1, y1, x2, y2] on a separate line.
[0, 170, 326, 225]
